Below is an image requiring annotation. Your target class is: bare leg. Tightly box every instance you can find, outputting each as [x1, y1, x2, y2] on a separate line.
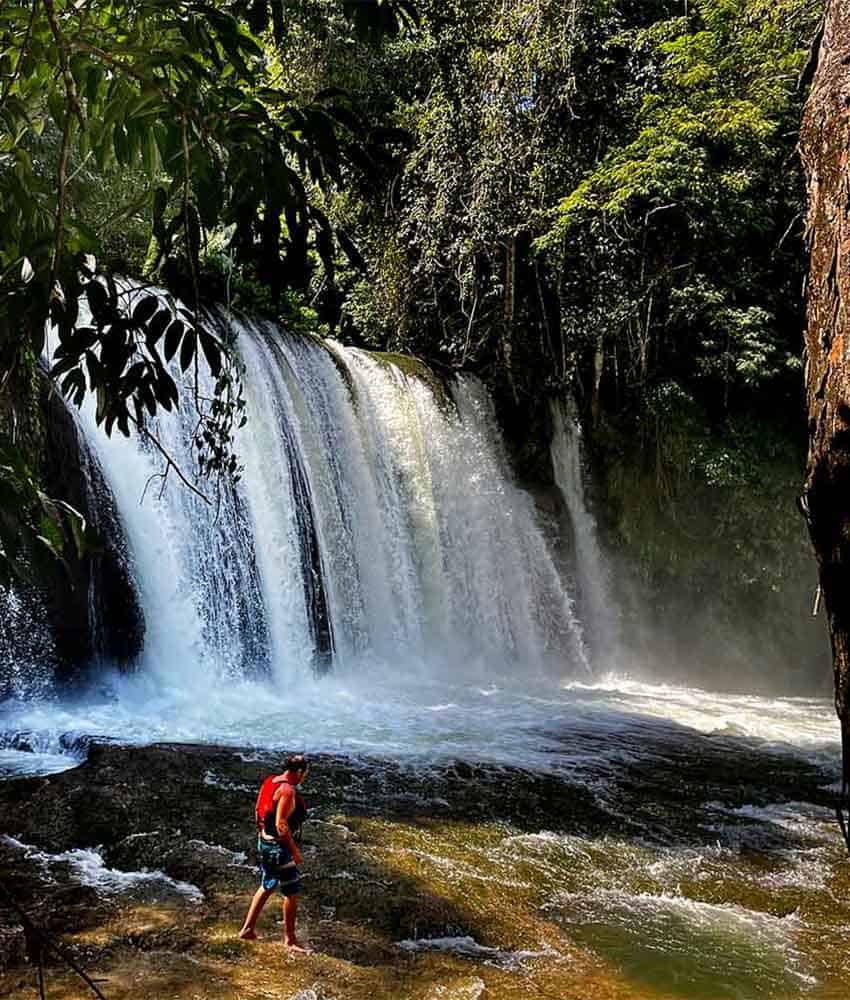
[240, 886, 274, 939]
[283, 894, 307, 952]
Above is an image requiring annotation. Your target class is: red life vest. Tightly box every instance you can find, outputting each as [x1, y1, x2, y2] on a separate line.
[255, 774, 307, 840]
[256, 774, 285, 835]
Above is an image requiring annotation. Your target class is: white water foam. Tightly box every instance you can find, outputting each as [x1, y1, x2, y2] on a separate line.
[550, 887, 815, 989]
[721, 801, 837, 831]
[202, 770, 253, 793]
[700, 800, 840, 891]
[0, 748, 76, 778]
[493, 819, 843, 995]
[2, 835, 203, 902]
[397, 935, 557, 967]
[563, 675, 839, 755]
[0, 671, 838, 784]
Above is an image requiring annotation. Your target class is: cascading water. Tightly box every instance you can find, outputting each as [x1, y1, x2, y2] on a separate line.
[60, 391, 145, 667]
[73, 329, 269, 685]
[550, 398, 618, 668]
[0, 388, 141, 702]
[1, 300, 835, 776]
[66, 298, 587, 691]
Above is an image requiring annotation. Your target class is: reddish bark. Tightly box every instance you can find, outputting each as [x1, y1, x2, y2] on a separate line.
[801, 3, 850, 844]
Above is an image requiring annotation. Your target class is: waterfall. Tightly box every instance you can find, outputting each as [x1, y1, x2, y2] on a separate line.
[550, 398, 617, 667]
[49, 296, 590, 685]
[62, 395, 145, 667]
[75, 324, 269, 685]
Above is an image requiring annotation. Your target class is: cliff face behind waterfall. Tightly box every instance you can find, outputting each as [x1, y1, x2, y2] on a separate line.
[504, 384, 827, 695]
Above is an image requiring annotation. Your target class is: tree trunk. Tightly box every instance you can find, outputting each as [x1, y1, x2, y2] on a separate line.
[800, 3, 850, 845]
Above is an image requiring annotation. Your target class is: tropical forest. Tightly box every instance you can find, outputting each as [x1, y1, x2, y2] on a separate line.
[1, 1, 849, 998]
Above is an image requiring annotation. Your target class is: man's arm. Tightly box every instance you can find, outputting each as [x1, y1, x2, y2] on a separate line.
[275, 788, 303, 865]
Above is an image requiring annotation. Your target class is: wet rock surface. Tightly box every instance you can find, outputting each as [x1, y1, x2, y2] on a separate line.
[39, 382, 145, 677]
[0, 742, 610, 857]
[0, 740, 846, 999]
[0, 743, 600, 999]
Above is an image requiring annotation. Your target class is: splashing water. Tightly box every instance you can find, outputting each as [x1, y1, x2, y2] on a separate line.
[63, 299, 587, 691]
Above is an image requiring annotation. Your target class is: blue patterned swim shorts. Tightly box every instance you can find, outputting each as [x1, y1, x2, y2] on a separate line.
[257, 836, 302, 896]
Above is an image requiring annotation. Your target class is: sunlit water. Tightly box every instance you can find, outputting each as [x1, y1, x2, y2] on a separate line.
[0, 669, 838, 777]
[2, 669, 845, 999]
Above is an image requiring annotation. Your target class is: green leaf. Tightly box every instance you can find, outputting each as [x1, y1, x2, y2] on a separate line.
[155, 370, 178, 410]
[50, 354, 81, 379]
[113, 123, 131, 166]
[86, 281, 109, 319]
[47, 87, 66, 128]
[86, 65, 103, 107]
[37, 512, 65, 560]
[153, 186, 169, 226]
[54, 500, 88, 559]
[146, 308, 170, 347]
[163, 318, 185, 362]
[66, 219, 99, 254]
[199, 330, 222, 377]
[180, 329, 197, 372]
[132, 295, 159, 325]
[142, 125, 160, 175]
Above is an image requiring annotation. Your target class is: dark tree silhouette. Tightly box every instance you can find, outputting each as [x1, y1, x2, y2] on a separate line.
[800, 1, 850, 844]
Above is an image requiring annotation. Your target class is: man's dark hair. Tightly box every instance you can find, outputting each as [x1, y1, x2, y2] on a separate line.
[284, 754, 308, 772]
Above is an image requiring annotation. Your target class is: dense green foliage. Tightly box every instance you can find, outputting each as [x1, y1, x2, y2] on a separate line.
[311, 0, 819, 415]
[544, 0, 817, 416]
[1, 0, 820, 438]
[0, 0, 411, 574]
[0, 0, 828, 672]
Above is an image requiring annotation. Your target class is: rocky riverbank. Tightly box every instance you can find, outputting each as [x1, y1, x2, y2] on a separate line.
[0, 737, 847, 999]
[0, 742, 602, 1000]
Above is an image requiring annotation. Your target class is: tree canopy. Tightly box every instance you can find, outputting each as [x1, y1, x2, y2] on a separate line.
[0, 0, 416, 576]
[0, 0, 825, 604]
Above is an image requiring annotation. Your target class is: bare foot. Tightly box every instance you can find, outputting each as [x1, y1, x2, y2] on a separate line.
[285, 940, 310, 954]
[239, 928, 257, 941]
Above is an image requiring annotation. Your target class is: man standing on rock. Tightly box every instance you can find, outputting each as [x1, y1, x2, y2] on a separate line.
[239, 754, 309, 952]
